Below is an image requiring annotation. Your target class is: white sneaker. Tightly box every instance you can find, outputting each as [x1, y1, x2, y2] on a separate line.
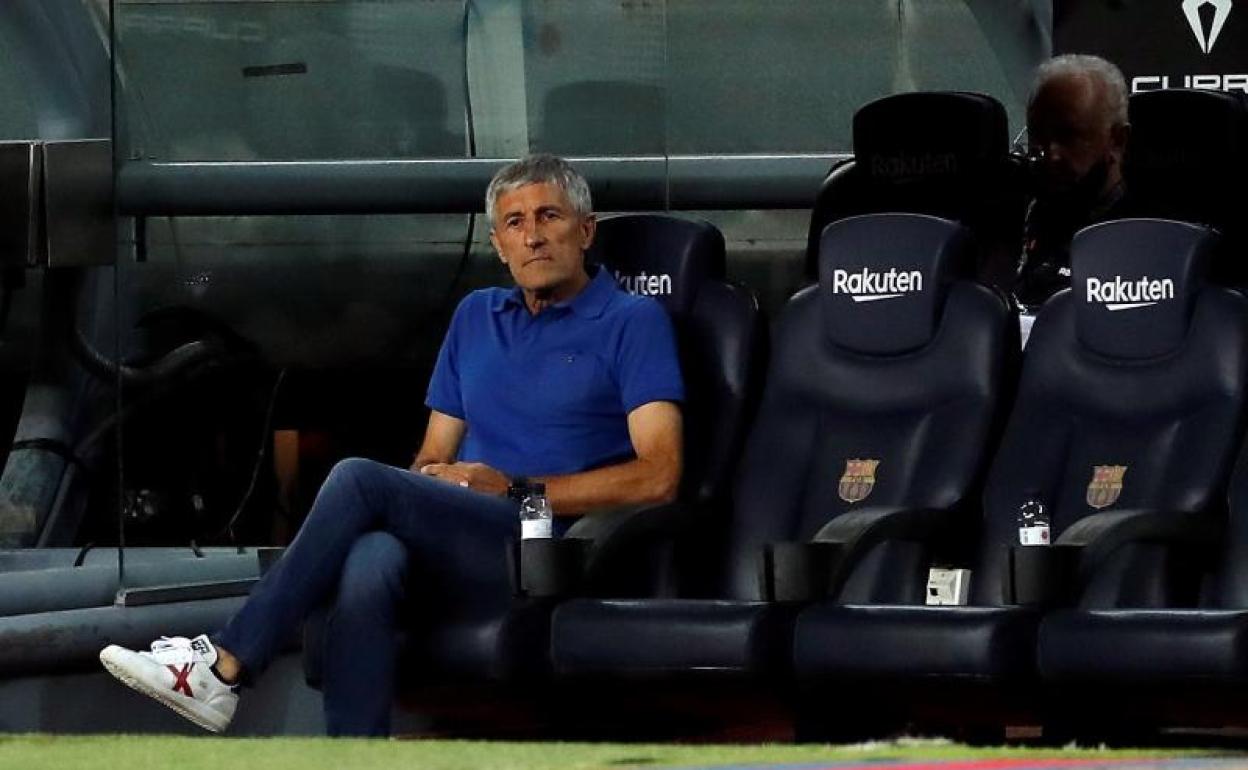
[100, 634, 238, 733]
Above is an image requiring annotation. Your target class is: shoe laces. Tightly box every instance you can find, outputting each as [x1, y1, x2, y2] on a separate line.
[148, 636, 206, 665]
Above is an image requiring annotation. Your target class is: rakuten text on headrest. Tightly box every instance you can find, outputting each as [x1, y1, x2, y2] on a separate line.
[1085, 275, 1176, 311]
[613, 270, 673, 297]
[832, 268, 924, 303]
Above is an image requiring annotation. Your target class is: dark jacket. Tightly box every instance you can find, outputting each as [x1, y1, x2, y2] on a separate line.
[1013, 182, 1128, 310]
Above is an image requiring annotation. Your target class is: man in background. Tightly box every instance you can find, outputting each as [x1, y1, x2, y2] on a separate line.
[1014, 53, 1131, 310]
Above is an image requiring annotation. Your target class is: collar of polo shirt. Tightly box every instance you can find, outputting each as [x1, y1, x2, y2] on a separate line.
[490, 264, 616, 320]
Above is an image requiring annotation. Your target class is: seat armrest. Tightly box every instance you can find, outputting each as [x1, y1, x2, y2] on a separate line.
[812, 506, 951, 545]
[810, 506, 958, 597]
[557, 501, 688, 594]
[511, 537, 589, 598]
[759, 541, 841, 602]
[563, 501, 683, 543]
[1006, 544, 1079, 606]
[1055, 508, 1222, 578]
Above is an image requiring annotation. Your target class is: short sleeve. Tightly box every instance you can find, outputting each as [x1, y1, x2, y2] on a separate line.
[424, 296, 472, 418]
[615, 299, 685, 412]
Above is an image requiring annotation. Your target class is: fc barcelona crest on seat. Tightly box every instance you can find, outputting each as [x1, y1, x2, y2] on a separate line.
[839, 458, 880, 504]
[1087, 465, 1127, 509]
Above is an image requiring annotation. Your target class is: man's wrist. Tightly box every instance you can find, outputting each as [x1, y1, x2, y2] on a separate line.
[506, 475, 527, 500]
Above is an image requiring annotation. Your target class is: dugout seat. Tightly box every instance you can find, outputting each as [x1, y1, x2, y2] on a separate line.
[1038, 365, 1248, 733]
[588, 214, 765, 515]
[1122, 89, 1248, 285]
[804, 91, 1028, 291]
[302, 214, 765, 688]
[793, 219, 1248, 735]
[550, 212, 1018, 684]
[1035, 440, 1248, 735]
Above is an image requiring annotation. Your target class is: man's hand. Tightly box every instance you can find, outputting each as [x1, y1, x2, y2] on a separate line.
[420, 461, 510, 496]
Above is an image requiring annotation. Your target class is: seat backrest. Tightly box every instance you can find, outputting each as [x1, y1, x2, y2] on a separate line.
[587, 214, 765, 508]
[1124, 89, 1248, 283]
[804, 91, 1028, 291]
[725, 213, 1018, 601]
[977, 219, 1248, 607]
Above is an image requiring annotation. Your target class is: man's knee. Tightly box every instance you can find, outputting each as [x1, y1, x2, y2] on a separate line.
[325, 457, 389, 490]
[337, 531, 408, 605]
[320, 458, 408, 514]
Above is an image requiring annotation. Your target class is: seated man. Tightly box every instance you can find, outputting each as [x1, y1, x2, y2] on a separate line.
[98, 154, 684, 736]
[1014, 53, 1131, 310]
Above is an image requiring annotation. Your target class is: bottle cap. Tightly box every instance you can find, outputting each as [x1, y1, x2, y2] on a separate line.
[530, 482, 546, 495]
[1018, 499, 1046, 519]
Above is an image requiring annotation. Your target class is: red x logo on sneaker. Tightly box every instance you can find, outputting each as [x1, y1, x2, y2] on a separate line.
[167, 664, 194, 697]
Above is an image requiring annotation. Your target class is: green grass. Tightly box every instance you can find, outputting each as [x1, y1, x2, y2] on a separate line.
[0, 735, 1222, 770]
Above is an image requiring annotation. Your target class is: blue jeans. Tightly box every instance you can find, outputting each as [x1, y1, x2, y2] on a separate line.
[214, 457, 519, 736]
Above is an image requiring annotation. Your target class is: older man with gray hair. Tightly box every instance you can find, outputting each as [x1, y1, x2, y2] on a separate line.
[1014, 53, 1132, 309]
[97, 154, 685, 737]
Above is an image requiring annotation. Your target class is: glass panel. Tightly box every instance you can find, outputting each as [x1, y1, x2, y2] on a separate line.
[116, 0, 470, 160]
[521, 0, 668, 156]
[666, 0, 897, 154]
[901, 0, 1048, 136]
[0, 39, 44, 139]
[111, 1, 491, 547]
[666, 0, 1045, 154]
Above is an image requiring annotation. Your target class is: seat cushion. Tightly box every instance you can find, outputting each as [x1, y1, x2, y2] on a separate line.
[412, 602, 555, 683]
[1039, 608, 1248, 683]
[304, 601, 554, 688]
[793, 604, 1039, 681]
[550, 599, 791, 678]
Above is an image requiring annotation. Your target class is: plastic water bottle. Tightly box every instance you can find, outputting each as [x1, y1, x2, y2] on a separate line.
[1017, 498, 1050, 546]
[519, 482, 553, 539]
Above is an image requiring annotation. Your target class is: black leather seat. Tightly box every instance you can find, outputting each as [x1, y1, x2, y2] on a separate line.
[302, 214, 765, 689]
[805, 92, 1028, 291]
[551, 212, 1017, 682]
[1038, 389, 1248, 733]
[1123, 89, 1248, 284]
[588, 214, 766, 516]
[794, 219, 1248, 733]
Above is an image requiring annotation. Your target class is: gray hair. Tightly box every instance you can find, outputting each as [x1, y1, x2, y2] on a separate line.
[484, 153, 593, 223]
[1030, 54, 1129, 128]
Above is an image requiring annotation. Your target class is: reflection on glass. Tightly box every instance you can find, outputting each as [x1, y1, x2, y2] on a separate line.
[522, 0, 667, 155]
[666, 0, 1041, 154]
[116, 0, 470, 160]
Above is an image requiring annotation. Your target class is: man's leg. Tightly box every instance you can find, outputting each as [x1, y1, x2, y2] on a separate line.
[321, 531, 408, 737]
[101, 457, 518, 733]
[215, 457, 517, 681]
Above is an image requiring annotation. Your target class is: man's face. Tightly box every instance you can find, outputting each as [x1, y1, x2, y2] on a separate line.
[1027, 73, 1127, 197]
[489, 182, 595, 297]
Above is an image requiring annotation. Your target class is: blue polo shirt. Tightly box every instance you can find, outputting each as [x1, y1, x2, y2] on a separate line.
[425, 266, 684, 478]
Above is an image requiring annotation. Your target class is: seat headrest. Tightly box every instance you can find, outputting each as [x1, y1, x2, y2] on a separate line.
[1073, 219, 1215, 360]
[819, 213, 971, 355]
[853, 92, 1008, 190]
[587, 214, 726, 314]
[1125, 89, 1247, 225]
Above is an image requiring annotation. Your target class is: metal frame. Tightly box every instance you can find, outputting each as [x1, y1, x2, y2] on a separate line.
[116, 153, 848, 217]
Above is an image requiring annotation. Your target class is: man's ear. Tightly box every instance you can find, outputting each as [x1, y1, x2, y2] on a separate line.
[579, 214, 597, 251]
[1111, 121, 1131, 155]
